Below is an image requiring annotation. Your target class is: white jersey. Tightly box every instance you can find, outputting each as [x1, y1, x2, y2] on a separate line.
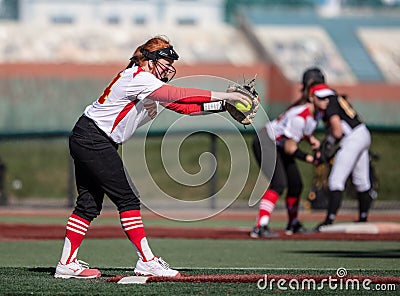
[268, 104, 318, 147]
[84, 65, 164, 144]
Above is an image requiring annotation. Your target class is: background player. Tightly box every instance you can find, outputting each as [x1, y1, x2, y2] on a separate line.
[250, 68, 328, 238]
[312, 82, 373, 231]
[54, 35, 252, 279]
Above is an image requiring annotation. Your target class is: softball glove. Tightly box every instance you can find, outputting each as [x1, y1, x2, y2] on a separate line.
[225, 78, 260, 125]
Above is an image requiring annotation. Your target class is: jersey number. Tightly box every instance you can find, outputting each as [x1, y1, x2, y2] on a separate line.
[338, 96, 356, 119]
[97, 73, 122, 104]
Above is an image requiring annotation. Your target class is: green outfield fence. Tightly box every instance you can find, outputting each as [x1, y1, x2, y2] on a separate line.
[0, 130, 227, 208]
[0, 127, 399, 209]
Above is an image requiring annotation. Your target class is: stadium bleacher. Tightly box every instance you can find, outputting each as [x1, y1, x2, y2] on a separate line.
[0, 23, 258, 65]
[1, 3, 399, 84]
[357, 28, 400, 82]
[242, 7, 400, 82]
[252, 25, 356, 84]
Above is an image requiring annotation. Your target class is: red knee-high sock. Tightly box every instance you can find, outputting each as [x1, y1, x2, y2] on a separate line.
[286, 196, 300, 226]
[60, 214, 90, 265]
[256, 189, 280, 227]
[120, 210, 154, 262]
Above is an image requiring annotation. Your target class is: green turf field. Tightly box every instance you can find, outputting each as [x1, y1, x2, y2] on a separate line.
[1, 237, 399, 295]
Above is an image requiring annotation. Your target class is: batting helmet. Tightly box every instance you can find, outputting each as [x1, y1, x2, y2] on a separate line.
[301, 67, 325, 90]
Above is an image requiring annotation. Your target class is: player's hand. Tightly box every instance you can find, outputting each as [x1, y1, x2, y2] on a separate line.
[309, 136, 320, 151]
[313, 151, 322, 166]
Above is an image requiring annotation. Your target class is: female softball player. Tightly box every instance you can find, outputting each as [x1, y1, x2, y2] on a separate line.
[54, 35, 252, 279]
[250, 68, 328, 238]
[312, 83, 373, 231]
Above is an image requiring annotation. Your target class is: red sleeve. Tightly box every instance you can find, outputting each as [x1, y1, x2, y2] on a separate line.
[148, 84, 211, 104]
[161, 102, 202, 115]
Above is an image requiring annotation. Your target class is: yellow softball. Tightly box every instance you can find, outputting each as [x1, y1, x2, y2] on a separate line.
[235, 101, 252, 112]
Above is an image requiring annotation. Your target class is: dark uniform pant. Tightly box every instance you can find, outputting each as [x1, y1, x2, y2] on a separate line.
[253, 133, 303, 197]
[69, 115, 141, 221]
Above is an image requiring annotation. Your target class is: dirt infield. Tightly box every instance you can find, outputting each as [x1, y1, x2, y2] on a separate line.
[1, 208, 400, 242]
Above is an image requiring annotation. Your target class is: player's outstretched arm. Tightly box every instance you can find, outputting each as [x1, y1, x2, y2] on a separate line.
[148, 85, 252, 106]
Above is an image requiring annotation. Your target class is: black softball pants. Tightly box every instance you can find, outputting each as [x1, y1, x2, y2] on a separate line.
[69, 115, 141, 221]
[253, 134, 303, 196]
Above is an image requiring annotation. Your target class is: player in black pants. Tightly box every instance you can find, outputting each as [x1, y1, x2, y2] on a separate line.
[54, 36, 252, 279]
[250, 68, 329, 238]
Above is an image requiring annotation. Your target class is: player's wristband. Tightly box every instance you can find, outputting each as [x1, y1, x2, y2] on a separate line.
[201, 100, 226, 113]
[293, 148, 308, 161]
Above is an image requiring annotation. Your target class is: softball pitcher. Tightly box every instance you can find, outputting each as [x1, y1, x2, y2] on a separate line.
[54, 35, 252, 279]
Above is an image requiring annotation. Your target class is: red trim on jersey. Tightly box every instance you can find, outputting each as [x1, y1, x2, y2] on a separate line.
[297, 106, 313, 141]
[110, 99, 140, 133]
[98, 73, 122, 104]
[297, 106, 311, 120]
[133, 66, 144, 78]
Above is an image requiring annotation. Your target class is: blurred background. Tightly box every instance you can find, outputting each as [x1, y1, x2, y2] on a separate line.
[0, 0, 399, 210]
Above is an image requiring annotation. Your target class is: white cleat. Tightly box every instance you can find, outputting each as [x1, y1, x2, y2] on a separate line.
[54, 259, 101, 279]
[134, 257, 180, 277]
